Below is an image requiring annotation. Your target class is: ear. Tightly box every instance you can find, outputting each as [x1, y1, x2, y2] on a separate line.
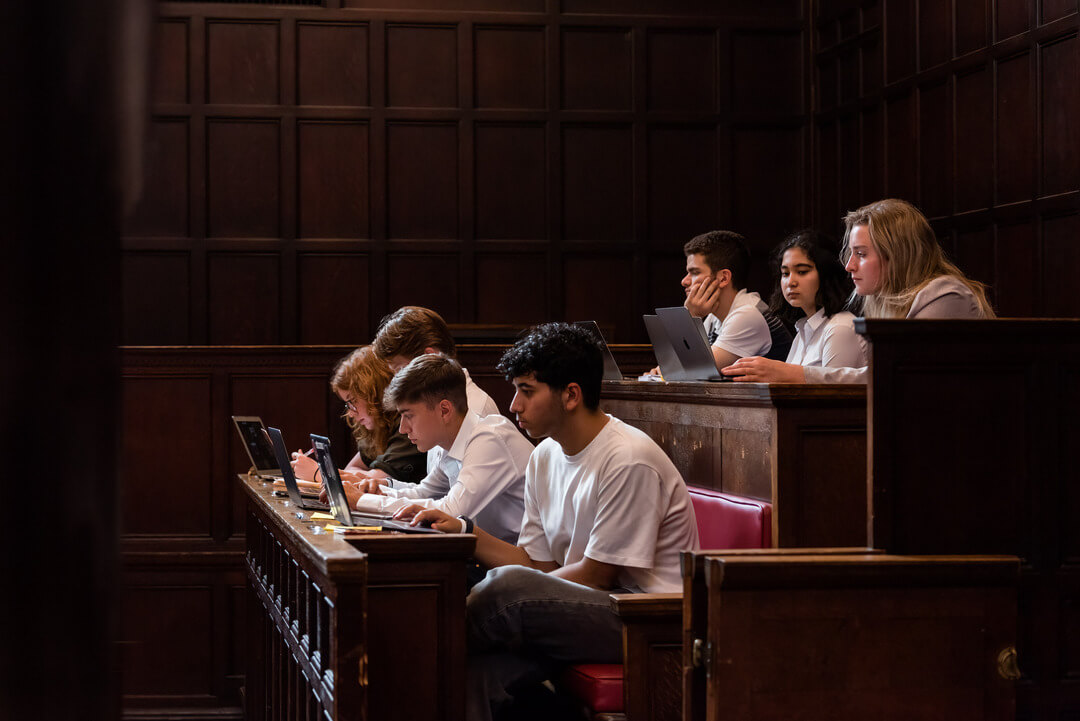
[438, 398, 454, 422]
[714, 268, 732, 288]
[423, 346, 439, 356]
[562, 383, 584, 412]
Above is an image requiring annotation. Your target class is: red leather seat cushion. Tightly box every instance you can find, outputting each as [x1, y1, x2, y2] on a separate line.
[561, 663, 624, 712]
[688, 485, 772, 550]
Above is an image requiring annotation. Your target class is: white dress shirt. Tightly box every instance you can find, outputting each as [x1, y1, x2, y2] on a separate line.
[370, 413, 532, 544]
[786, 309, 867, 368]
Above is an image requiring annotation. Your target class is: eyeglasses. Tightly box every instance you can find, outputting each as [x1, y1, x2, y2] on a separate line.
[343, 399, 358, 412]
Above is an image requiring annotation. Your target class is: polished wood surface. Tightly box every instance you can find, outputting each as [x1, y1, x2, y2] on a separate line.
[691, 553, 1019, 721]
[860, 318, 1080, 721]
[601, 380, 868, 548]
[242, 473, 475, 721]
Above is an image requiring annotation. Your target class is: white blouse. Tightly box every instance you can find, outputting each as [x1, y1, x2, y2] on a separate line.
[786, 309, 868, 369]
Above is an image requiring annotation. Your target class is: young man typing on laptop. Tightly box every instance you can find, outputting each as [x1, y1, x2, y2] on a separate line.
[336, 353, 532, 545]
[410, 323, 699, 721]
[651, 230, 792, 374]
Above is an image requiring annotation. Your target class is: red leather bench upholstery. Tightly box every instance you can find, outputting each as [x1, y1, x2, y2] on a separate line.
[562, 485, 773, 718]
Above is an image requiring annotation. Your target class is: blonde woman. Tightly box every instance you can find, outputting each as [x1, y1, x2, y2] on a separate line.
[291, 345, 427, 484]
[723, 198, 994, 383]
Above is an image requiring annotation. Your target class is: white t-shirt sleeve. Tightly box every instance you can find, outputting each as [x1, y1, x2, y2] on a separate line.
[584, 463, 663, 570]
[516, 462, 553, 563]
[713, 305, 773, 358]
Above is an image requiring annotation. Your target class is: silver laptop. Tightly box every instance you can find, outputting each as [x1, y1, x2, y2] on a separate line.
[573, 320, 622, 380]
[231, 415, 284, 479]
[643, 314, 691, 381]
[655, 307, 730, 382]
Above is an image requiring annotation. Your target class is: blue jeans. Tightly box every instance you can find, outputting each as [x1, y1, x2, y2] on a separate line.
[465, 565, 626, 721]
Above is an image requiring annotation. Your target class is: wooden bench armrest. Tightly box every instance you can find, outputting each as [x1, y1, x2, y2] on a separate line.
[610, 592, 682, 620]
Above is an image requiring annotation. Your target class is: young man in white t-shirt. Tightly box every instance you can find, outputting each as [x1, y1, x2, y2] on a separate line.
[340, 353, 531, 545]
[412, 323, 699, 721]
[655, 230, 792, 372]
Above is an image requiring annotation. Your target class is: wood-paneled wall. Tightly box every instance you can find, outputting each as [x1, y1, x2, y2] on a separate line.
[812, 0, 1080, 317]
[123, 0, 809, 347]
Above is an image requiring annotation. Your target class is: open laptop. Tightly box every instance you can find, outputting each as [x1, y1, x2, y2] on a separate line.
[573, 320, 622, 380]
[232, 415, 285, 479]
[265, 426, 331, 511]
[655, 307, 731, 382]
[310, 433, 442, 534]
[643, 314, 691, 381]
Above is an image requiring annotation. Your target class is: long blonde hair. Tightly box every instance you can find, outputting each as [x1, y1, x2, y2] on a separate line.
[841, 199, 994, 318]
[330, 346, 399, 458]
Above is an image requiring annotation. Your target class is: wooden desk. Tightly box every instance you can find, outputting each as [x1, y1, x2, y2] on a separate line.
[601, 380, 868, 547]
[859, 318, 1080, 720]
[684, 552, 1019, 721]
[242, 474, 475, 721]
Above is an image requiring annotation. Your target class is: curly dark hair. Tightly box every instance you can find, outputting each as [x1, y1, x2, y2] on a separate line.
[683, 230, 751, 290]
[768, 229, 854, 325]
[496, 322, 603, 410]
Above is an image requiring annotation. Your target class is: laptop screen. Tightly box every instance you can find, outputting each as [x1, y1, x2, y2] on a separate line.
[232, 416, 278, 471]
[310, 434, 353, 526]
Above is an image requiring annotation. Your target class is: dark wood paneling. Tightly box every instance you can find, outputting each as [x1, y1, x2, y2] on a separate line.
[1044, 0, 1079, 23]
[648, 126, 718, 248]
[562, 124, 633, 241]
[206, 120, 280, 238]
[996, 0, 1032, 41]
[816, 0, 1078, 317]
[955, 67, 993, 212]
[386, 122, 458, 238]
[296, 22, 369, 107]
[732, 31, 802, 114]
[121, 375, 213, 536]
[206, 21, 279, 105]
[121, 585, 215, 696]
[474, 123, 546, 239]
[207, 253, 281, 344]
[297, 121, 370, 238]
[561, 26, 632, 110]
[732, 128, 803, 248]
[154, 19, 188, 105]
[996, 51, 1035, 204]
[647, 29, 716, 111]
[475, 253, 548, 323]
[127, 118, 189, 237]
[386, 23, 458, 108]
[297, 253, 372, 343]
[1040, 34, 1080, 196]
[474, 25, 546, 109]
[122, 252, 191, 344]
[564, 253, 635, 340]
[1042, 214, 1080, 317]
[386, 252, 462, 319]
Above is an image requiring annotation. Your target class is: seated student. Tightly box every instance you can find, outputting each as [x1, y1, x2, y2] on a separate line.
[651, 230, 792, 375]
[723, 199, 994, 383]
[337, 353, 531, 545]
[290, 345, 426, 485]
[373, 305, 500, 417]
[409, 323, 700, 721]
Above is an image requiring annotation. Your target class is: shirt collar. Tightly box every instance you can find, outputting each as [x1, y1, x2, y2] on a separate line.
[796, 307, 827, 332]
[445, 412, 481, 463]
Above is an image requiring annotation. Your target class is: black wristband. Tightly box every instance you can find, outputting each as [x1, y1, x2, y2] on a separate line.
[458, 516, 475, 534]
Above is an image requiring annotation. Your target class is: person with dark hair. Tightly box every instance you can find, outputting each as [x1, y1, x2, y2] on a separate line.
[333, 353, 531, 546]
[721, 231, 867, 381]
[722, 199, 992, 383]
[373, 305, 500, 416]
[650, 230, 792, 375]
[409, 322, 699, 721]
